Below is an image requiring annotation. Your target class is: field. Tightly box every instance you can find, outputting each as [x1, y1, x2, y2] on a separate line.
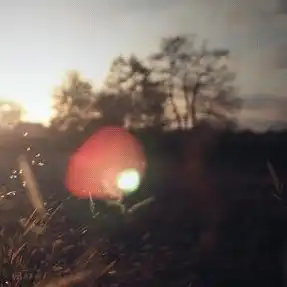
[0, 126, 287, 286]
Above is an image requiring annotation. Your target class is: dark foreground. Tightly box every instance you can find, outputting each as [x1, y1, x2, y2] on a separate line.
[0, 170, 287, 287]
[0, 128, 287, 286]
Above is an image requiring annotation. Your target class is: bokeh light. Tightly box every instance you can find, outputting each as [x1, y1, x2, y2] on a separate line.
[66, 126, 146, 200]
[116, 168, 141, 194]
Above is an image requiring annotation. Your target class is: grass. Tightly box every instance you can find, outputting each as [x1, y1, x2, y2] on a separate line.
[0, 191, 120, 286]
[0, 160, 286, 286]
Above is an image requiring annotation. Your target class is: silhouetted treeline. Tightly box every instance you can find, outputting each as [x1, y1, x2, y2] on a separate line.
[50, 34, 242, 132]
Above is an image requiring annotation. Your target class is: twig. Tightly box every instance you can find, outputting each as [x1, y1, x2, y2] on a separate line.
[127, 196, 155, 213]
[23, 209, 38, 228]
[11, 243, 26, 263]
[42, 202, 63, 230]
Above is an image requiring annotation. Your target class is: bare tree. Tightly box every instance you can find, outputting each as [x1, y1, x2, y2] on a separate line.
[95, 55, 168, 129]
[149, 35, 242, 129]
[51, 36, 241, 133]
[51, 71, 99, 131]
[93, 91, 132, 126]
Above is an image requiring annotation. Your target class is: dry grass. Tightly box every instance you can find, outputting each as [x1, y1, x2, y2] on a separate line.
[0, 161, 286, 286]
[0, 193, 119, 286]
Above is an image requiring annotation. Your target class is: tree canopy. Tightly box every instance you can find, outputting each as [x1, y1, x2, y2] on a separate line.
[51, 34, 242, 132]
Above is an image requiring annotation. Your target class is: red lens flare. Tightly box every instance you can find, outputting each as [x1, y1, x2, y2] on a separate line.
[65, 126, 146, 200]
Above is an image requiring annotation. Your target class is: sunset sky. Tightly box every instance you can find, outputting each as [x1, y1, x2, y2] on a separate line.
[0, 0, 286, 130]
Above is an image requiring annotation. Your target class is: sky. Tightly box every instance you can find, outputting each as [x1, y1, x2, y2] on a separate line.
[0, 0, 286, 130]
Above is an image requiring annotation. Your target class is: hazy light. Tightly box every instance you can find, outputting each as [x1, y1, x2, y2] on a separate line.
[1, 104, 12, 112]
[21, 99, 54, 126]
[116, 169, 141, 194]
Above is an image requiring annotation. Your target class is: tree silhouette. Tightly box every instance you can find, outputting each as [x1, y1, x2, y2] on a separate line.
[51, 35, 242, 132]
[51, 71, 99, 131]
[149, 35, 242, 129]
[95, 55, 168, 129]
[92, 91, 132, 126]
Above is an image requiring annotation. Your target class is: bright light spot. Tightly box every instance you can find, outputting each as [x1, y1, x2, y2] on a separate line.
[21, 99, 54, 126]
[1, 104, 12, 112]
[116, 169, 141, 194]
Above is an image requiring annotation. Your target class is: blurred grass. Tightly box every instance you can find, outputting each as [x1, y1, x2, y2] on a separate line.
[0, 161, 286, 286]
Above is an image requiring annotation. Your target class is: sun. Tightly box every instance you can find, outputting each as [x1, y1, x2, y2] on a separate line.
[21, 100, 54, 126]
[15, 97, 54, 126]
[116, 168, 141, 194]
[0, 63, 108, 127]
[0, 96, 54, 127]
[0, 79, 56, 126]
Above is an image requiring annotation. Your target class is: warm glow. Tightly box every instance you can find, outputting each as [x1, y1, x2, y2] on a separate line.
[3, 95, 54, 126]
[0, 69, 107, 126]
[0, 1, 126, 127]
[0, 75, 58, 126]
[21, 99, 54, 126]
[116, 168, 141, 194]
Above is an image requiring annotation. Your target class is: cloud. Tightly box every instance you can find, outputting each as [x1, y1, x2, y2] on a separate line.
[238, 94, 287, 130]
[278, 0, 287, 14]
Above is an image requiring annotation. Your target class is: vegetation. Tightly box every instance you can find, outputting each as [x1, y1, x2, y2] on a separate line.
[0, 126, 285, 286]
[50, 35, 242, 133]
[0, 34, 286, 287]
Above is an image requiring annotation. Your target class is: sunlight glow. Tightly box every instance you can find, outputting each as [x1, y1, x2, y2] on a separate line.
[0, 75, 57, 126]
[21, 100, 54, 126]
[0, 62, 109, 126]
[116, 169, 141, 194]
